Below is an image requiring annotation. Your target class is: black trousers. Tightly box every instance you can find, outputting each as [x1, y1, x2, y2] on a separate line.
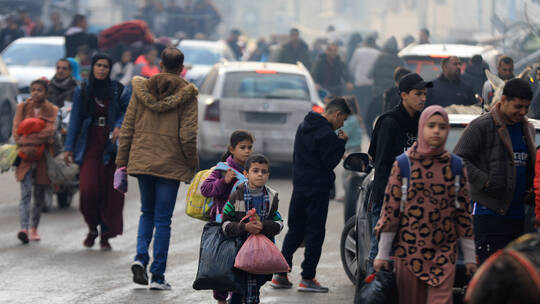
[280, 190, 330, 280]
[473, 215, 524, 264]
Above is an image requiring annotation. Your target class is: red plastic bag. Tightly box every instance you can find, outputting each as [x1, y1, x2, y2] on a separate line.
[234, 209, 290, 274]
[17, 117, 45, 136]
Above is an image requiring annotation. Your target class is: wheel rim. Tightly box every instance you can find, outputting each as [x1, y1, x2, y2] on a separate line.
[0, 103, 12, 141]
[344, 225, 358, 278]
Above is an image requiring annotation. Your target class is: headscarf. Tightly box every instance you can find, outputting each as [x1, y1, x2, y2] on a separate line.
[67, 57, 81, 81]
[416, 105, 449, 156]
[87, 53, 113, 101]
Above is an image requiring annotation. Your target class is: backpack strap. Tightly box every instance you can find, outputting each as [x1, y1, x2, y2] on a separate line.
[450, 154, 463, 208]
[214, 162, 247, 193]
[396, 153, 411, 212]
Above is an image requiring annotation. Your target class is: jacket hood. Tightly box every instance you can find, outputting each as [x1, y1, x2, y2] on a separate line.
[132, 73, 199, 113]
[302, 112, 332, 133]
[382, 37, 398, 55]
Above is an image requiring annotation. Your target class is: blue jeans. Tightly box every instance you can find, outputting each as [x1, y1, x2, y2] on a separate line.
[135, 175, 180, 283]
[368, 199, 383, 262]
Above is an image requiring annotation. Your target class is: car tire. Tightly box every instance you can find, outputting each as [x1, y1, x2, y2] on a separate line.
[340, 216, 358, 284]
[0, 101, 13, 143]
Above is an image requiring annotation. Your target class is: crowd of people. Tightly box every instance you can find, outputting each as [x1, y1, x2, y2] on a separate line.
[5, 4, 540, 304]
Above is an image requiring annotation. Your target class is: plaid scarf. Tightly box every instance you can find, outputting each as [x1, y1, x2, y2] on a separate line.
[242, 182, 270, 220]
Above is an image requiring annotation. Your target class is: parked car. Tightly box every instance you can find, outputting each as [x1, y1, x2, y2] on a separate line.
[177, 40, 236, 86]
[398, 44, 501, 81]
[196, 61, 324, 166]
[340, 114, 540, 302]
[0, 56, 18, 143]
[1, 36, 65, 102]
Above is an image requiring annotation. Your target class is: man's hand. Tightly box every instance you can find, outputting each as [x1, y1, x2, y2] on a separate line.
[224, 168, 236, 184]
[111, 127, 121, 144]
[245, 220, 263, 235]
[465, 263, 477, 277]
[373, 259, 390, 272]
[64, 151, 73, 166]
[338, 129, 349, 141]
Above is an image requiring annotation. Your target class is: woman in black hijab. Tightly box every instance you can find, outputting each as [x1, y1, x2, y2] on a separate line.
[64, 53, 130, 250]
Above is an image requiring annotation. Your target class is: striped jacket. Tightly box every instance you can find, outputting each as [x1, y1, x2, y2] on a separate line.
[222, 183, 283, 239]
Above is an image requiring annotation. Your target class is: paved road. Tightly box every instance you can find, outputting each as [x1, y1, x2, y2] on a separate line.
[0, 165, 356, 304]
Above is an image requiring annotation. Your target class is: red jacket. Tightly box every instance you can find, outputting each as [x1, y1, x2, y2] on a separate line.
[534, 149, 540, 223]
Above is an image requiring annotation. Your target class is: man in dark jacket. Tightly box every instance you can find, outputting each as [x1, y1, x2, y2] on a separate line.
[367, 73, 432, 264]
[48, 58, 78, 107]
[311, 43, 353, 96]
[226, 29, 243, 60]
[454, 78, 536, 264]
[271, 97, 350, 292]
[426, 56, 476, 107]
[369, 36, 404, 98]
[461, 54, 487, 96]
[45, 11, 65, 36]
[0, 15, 24, 51]
[64, 14, 97, 58]
[276, 28, 311, 68]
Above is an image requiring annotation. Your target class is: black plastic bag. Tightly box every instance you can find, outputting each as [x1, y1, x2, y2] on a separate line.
[355, 270, 398, 304]
[193, 222, 244, 292]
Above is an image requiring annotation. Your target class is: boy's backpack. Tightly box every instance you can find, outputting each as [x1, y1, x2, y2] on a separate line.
[185, 162, 246, 221]
[396, 152, 463, 212]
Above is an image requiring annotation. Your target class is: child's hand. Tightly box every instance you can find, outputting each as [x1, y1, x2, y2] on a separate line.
[465, 263, 477, 277]
[224, 169, 235, 184]
[245, 220, 263, 235]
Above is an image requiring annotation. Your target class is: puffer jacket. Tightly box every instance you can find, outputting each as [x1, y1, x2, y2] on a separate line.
[454, 103, 536, 215]
[116, 73, 199, 182]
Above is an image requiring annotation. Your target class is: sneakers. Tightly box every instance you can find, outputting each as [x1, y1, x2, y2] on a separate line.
[149, 280, 172, 290]
[298, 278, 329, 293]
[270, 274, 293, 289]
[100, 238, 112, 251]
[83, 231, 98, 248]
[131, 261, 148, 286]
[17, 230, 29, 244]
[29, 228, 40, 241]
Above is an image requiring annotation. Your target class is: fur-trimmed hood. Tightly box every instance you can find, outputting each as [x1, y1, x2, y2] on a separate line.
[132, 73, 199, 113]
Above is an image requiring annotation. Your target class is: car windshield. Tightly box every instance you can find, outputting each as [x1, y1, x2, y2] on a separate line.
[222, 71, 310, 100]
[180, 45, 221, 65]
[2, 43, 64, 67]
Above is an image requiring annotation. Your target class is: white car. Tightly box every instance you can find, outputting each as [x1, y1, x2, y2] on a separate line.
[0, 56, 18, 142]
[1, 36, 65, 102]
[398, 43, 501, 81]
[177, 40, 236, 86]
[197, 61, 324, 165]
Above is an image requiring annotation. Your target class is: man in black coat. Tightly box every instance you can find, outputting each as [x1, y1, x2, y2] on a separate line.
[426, 56, 476, 108]
[272, 97, 350, 292]
[367, 73, 432, 266]
[311, 43, 353, 96]
[276, 28, 311, 68]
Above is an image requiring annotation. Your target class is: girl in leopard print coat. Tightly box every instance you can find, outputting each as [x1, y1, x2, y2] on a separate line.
[374, 106, 477, 304]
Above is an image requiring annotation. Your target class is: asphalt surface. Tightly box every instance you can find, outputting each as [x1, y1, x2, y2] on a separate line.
[0, 164, 356, 304]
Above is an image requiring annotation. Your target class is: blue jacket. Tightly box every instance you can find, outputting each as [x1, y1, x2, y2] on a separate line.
[64, 81, 131, 165]
[292, 112, 346, 192]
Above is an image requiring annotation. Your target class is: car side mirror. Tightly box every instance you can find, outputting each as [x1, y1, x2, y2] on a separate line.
[343, 152, 371, 173]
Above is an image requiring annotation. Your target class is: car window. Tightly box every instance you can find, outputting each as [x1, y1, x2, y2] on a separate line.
[402, 56, 468, 81]
[446, 126, 465, 152]
[2, 43, 64, 67]
[222, 71, 310, 100]
[179, 45, 221, 66]
[199, 67, 219, 95]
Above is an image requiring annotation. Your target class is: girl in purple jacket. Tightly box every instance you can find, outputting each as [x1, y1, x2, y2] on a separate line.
[200, 130, 254, 304]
